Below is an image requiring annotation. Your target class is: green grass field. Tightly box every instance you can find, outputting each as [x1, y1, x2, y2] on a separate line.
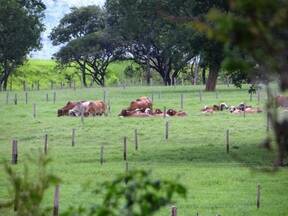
[0, 85, 287, 215]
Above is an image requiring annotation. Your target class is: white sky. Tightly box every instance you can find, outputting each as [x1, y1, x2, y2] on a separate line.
[31, 0, 105, 59]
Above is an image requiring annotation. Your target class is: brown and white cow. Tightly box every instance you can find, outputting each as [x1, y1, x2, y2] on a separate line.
[69, 100, 107, 117]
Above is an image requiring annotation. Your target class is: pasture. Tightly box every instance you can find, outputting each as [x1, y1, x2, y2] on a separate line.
[0, 85, 287, 216]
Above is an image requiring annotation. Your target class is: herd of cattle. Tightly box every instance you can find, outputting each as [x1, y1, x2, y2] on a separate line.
[201, 103, 263, 114]
[57, 95, 288, 117]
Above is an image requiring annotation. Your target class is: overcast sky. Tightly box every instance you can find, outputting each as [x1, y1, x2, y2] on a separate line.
[31, 0, 105, 59]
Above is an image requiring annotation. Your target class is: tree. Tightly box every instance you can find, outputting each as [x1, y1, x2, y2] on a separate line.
[106, 0, 196, 86]
[195, 0, 288, 166]
[157, 0, 229, 90]
[50, 5, 106, 87]
[0, 0, 46, 90]
[54, 31, 125, 86]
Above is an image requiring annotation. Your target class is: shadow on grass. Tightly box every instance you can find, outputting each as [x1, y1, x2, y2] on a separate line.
[133, 143, 276, 168]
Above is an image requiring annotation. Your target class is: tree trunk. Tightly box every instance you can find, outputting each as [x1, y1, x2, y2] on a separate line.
[146, 58, 151, 85]
[81, 63, 87, 87]
[205, 64, 219, 91]
[202, 67, 206, 85]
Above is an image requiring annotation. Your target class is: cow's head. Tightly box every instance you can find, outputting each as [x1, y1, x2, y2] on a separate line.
[229, 106, 236, 113]
[220, 103, 228, 111]
[119, 109, 129, 116]
[167, 109, 177, 116]
[154, 108, 162, 114]
[57, 109, 63, 117]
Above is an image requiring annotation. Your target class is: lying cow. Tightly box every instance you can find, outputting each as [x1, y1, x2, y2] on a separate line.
[128, 96, 152, 111]
[69, 100, 107, 117]
[166, 109, 187, 117]
[201, 103, 229, 113]
[119, 109, 151, 117]
[229, 106, 262, 114]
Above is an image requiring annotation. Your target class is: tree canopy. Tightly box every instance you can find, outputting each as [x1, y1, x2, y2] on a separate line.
[0, 0, 46, 90]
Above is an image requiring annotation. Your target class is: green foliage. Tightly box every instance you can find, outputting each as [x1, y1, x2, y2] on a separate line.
[50, 5, 105, 45]
[202, 0, 288, 89]
[63, 170, 186, 216]
[0, 153, 60, 216]
[0, 0, 46, 89]
[51, 6, 124, 87]
[106, 0, 197, 85]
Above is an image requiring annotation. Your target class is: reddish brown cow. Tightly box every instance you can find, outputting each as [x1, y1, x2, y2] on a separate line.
[85, 100, 107, 116]
[58, 101, 78, 116]
[128, 96, 152, 111]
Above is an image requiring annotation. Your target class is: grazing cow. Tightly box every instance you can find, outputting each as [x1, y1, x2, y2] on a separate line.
[58, 101, 78, 116]
[276, 95, 288, 108]
[128, 96, 152, 111]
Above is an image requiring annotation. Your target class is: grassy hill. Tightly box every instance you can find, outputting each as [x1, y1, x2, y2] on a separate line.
[0, 85, 287, 215]
[10, 59, 138, 90]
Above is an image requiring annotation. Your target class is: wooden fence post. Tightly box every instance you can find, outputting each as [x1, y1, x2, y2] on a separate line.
[73, 80, 76, 90]
[123, 136, 127, 161]
[100, 145, 104, 165]
[72, 129, 76, 146]
[257, 91, 260, 104]
[165, 120, 169, 140]
[44, 134, 48, 155]
[163, 106, 167, 119]
[180, 93, 184, 110]
[266, 113, 270, 132]
[53, 91, 56, 104]
[108, 99, 111, 114]
[12, 140, 18, 164]
[226, 129, 230, 153]
[33, 104, 36, 118]
[37, 81, 40, 91]
[199, 90, 202, 102]
[14, 93, 17, 105]
[81, 106, 84, 124]
[171, 206, 177, 216]
[6, 92, 9, 104]
[25, 92, 28, 104]
[103, 90, 106, 103]
[134, 129, 138, 150]
[256, 184, 261, 209]
[46, 93, 48, 102]
[53, 185, 60, 216]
